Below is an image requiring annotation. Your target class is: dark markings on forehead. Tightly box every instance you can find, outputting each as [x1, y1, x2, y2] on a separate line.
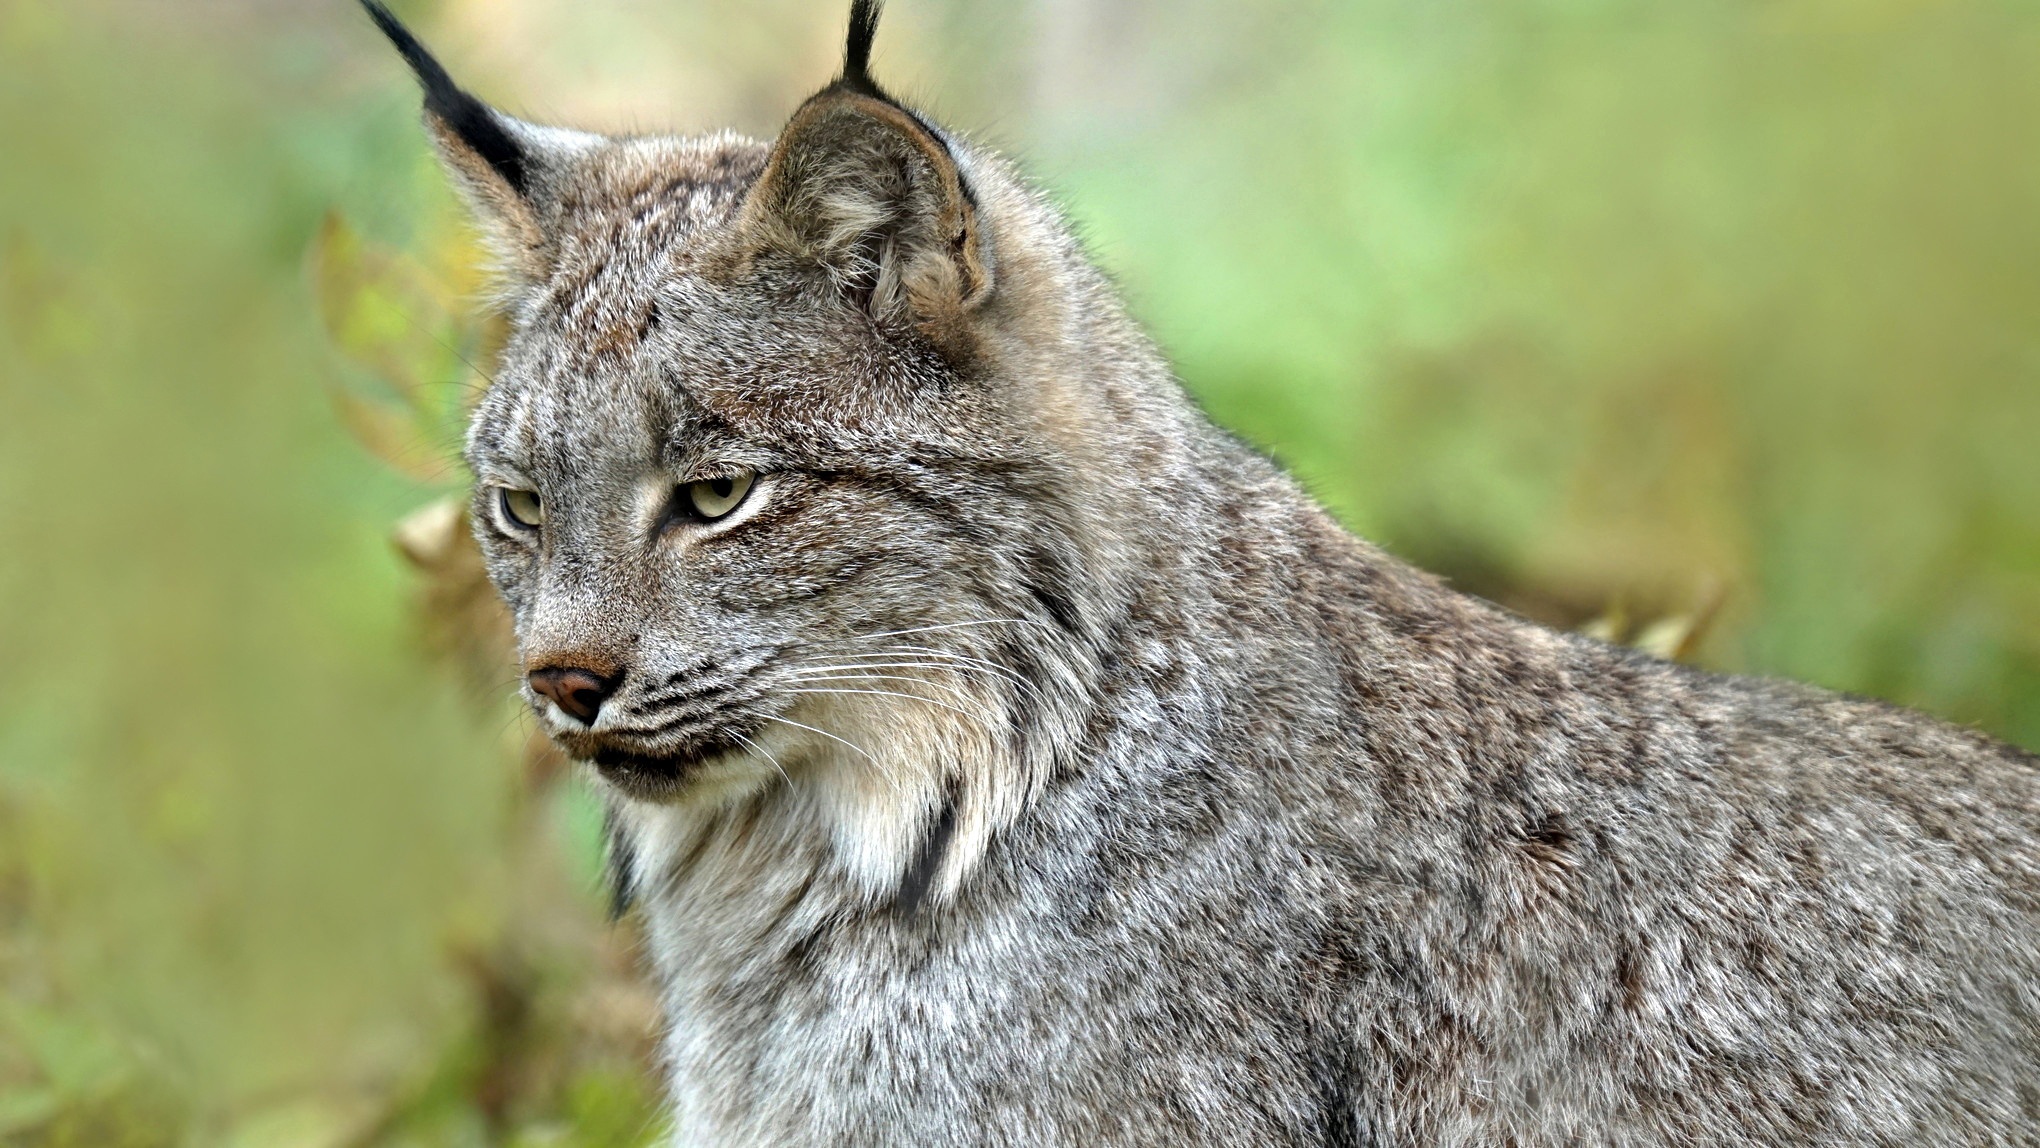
[478, 344, 578, 475]
[542, 141, 770, 362]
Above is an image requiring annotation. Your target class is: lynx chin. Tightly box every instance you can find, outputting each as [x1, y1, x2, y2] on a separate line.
[361, 2, 2040, 1143]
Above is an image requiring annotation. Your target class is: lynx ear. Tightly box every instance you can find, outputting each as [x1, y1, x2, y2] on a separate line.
[360, 1, 596, 284]
[742, 0, 993, 335]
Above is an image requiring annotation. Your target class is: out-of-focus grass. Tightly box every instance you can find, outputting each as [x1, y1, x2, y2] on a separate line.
[1, 0, 2036, 1142]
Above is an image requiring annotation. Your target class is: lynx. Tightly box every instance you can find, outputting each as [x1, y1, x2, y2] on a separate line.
[362, 2, 2040, 1143]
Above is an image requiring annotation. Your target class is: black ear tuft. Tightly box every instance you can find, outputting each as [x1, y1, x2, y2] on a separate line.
[359, 0, 529, 196]
[841, 0, 886, 98]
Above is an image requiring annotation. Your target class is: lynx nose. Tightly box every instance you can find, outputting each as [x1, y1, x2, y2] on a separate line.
[528, 665, 618, 724]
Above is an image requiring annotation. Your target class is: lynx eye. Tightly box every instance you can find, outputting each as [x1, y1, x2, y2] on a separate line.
[498, 487, 544, 530]
[685, 472, 754, 521]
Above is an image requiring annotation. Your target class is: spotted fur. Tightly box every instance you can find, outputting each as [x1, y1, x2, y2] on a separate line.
[364, 3, 2040, 1144]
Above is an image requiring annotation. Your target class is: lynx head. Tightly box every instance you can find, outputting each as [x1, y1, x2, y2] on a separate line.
[364, 1, 1197, 903]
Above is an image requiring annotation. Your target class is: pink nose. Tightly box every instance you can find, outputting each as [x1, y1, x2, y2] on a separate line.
[527, 665, 617, 723]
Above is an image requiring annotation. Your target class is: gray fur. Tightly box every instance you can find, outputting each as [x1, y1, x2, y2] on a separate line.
[369, 5, 2040, 1144]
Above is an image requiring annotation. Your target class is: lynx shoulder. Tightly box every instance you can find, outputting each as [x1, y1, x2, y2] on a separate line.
[360, 2, 2040, 1143]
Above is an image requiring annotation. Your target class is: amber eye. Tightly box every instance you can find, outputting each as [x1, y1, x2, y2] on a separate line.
[498, 487, 544, 530]
[685, 473, 754, 521]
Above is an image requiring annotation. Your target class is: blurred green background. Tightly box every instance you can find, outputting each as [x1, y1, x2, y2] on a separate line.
[2, 0, 2037, 1142]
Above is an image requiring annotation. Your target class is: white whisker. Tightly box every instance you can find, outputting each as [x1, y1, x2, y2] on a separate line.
[762, 715, 878, 763]
[789, 653, 1045, 702]
[800, 618, 1054, 647]
[729, 730, 791, 786]
[784, 686, 995, 724]
[785, 659, 991, 686]
[869, 646, 1048, 698]
[786, 670, 982, 703]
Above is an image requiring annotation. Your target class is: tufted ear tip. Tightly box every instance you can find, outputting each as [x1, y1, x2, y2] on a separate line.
[360, 1, 609, 289]
[358, 0, 529, 196]
[842, 0, 885, 98]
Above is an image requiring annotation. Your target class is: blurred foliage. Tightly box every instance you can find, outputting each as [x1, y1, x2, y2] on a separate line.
[307, 212, 485, 488]
[0, 0, 2036, 1142]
